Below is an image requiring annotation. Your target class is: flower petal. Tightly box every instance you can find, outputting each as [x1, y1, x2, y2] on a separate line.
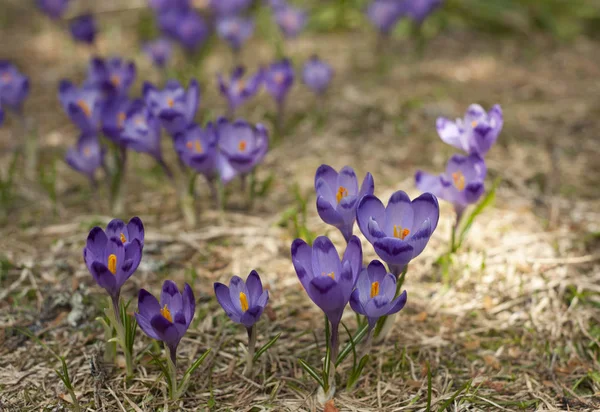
[245, 270, 263, 307]
[357, 195, 386, 244]
[373, 237, 414, 266]
[311, 236, 342, 279]
[214, 282, 241, 322]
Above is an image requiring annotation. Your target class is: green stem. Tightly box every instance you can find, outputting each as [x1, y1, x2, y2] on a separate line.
[108, 296, 134, 378]
[374, 266, 408, 340]
[165, 343, 178, 399]
[245, 326, 256, 377]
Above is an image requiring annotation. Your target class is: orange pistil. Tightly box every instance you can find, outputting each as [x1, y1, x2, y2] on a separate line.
[370, 281, 380, 298]
[167, 97, 174, 108]
[77, 99, 92, 117]
[238, 140, 247, 152]
[108, 254, 117, 275]
[83, 147, 91, 157]
[120, 233, 126, 243]
[274, 72, 284, 85]
[452, 171, 466, 191]
[336, 186, 348, 203]
[110, 74, 121, 87]
[117, 112, 126, 128]
[471, 120, 478, 128]
[160, 304, 173, 322]
[326, 272, 335, 280]
[186, 140, 203, 153]
[240, 292, 249, 312]
[393, 225, 410, 240]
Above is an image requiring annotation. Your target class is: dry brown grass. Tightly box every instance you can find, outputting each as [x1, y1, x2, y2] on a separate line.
[1, 4, 600, 411]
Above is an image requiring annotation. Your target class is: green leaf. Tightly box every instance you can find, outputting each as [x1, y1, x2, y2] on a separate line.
[298, 359, 325, 389]
[182, 348, 212, 382]
[323, 317, 331, 390]
[147, 350, 172, 389]
[457, 178, 500, 250]
[341, 322, 357, 370]
[336, 322, 369, 367]
[346, 354, 369, 390]
[253, 333, 281, 362]
[426, 361, 432, 412]
[437, 379, 472, 411]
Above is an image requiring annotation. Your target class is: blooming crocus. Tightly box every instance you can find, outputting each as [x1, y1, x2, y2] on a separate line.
[65, 134, 105, 184]
[216, 118, 269, 175]
[136, 280, 195, 362]
[367, 0, 403, 35]
[214, 270, 269, 329]
[350, 260, 407, 331]
[173, 10, 209, 51]
[105, 216, 145, 248]
[264, 59, 294, 105]
[216, 15, 254, 52]
[402, 0, 443, 24]
[86, 57, 136, 98]
[210, 0, 252, 15]
[173, 122, 218, 176]
[315, 165, 374, 243]
[37, 0, 69, 19]
[83, 220, 143, 301]
[291, 236, 362, 359]
[59, 80, 103, 134]
[437, 104, 503, 157]
[415, 153, 486, 219]
[274, 5, 307, 38]
[120, 100, 164, 161]
[302, 56, 333, 96]
[101, 96, 133, 144]
[0, 61, 29, 111]
[218, 66, 263, 115]
[356, 191, 439, 275]
[143, 38, 173, 68]
[70, 14, 97, 45]
[143, 79, 200, 135]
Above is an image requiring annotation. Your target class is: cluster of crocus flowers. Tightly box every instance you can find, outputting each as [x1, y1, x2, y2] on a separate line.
[415, 103, 503, 250]
[214, 270, 270, 376]
[152, 0, 209, 52]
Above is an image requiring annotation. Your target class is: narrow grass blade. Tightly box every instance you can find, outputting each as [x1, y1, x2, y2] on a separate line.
[426, 361, 432, 412]
[438, 379, 472, 411]
[457, 178, 500, 249]
[341, 322, 357, 370]
[253, 333, 281, 362]
[298, 359, 325, 389]
[183, 348, 212, 380]
[336, 322, 368, 367]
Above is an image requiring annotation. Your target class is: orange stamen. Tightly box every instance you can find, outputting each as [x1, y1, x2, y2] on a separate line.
[160, 304, 173, 322]
[370, 281, 380, 298]
[108, 254, 117, 275]
[336, 186, 348, 203]
[452, 171, 466, 191]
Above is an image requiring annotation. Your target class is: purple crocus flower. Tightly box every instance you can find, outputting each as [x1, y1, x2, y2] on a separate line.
[218, 66, 263, 114]
[83, 219, 143, 300]
[37, 0, 69, 19]
[0, 104, 4, 126]
[136, 280, 195, 363]
[264, 59, 294, 105]
[105, 216, 145, 248]
[367, 0, 403, 34]
[70, 14, 97, 45]
[150, 0, 190, 11]
[143, 79, 200, 135]
[216, 118, 269, 175]
[402, 0, 443, 24]
[416, 153, 486, 218]
[437, 104, 503, 157]
[0, 61, 30, 111]
[86, 57, 136, 98]
[143, 38, 173, 68]
[101, 96, 133, 144]
[210, 0, 252, 15]
[214, 270, 269, 329]
[173, 10, 209, 51]
[349, 260, 407, 330]
[173, 122, 218, 176]
[59, 80, 103, 134]
[157, 6, 189, 38]
[302, 56, 333, 96]
[216, 15, 254, 52]
[121, 100, 164, 162]
[315, 165, 374, 243]
[65, 134, 105, 184]
[274, 5, 307, 38]
[291, 235, 362, 359]
[356, 191, 439, 275]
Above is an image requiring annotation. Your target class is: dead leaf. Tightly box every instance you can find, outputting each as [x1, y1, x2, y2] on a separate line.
[324, 399, 339, 412]
[414, 311, 428, 322]
[463, 340, 481, 350]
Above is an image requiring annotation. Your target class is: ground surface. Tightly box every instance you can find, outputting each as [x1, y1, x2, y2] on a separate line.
[1, 4, 600, 411]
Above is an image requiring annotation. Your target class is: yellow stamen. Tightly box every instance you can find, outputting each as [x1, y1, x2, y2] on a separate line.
[120, 233, 126, 243]
[134, 116, 144, 126]
[274, 72, 284, 84]
[452, 171, 466, 191]
[117, 112, 126, 128]
[326, 272, 335, 280]
[370, 281, 380, 298]
[336, 186, 348, 203]
[238, 140, 247, 152]
[471, 120, 478, 128]
[77, 99, 92, 117]
[240, 292, 249, 312]
[160, 304, 173, 322]
[83, 147, 91, 157]
[108, 254, 117, 275]
[110, 74, 121, 87]
[167, 97, 174, 108]
[1, 73, 11, 82]
[235, 80, 245, 94]
[393, 225, 410, 240]
[186, 140, 203, 153]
